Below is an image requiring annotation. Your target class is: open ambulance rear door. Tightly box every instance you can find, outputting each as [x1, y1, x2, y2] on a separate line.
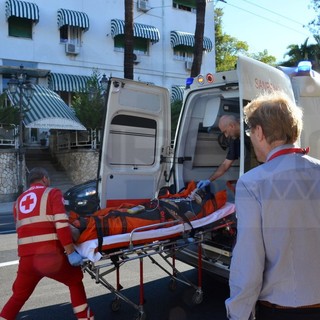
[236, 55, 295, 173]
[290, 69, 320, 160]
[98, 78, 171, 209]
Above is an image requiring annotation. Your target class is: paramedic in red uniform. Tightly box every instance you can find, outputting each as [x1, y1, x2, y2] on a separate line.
[0, 167, 94, 320]
[225, 92, 320, 319]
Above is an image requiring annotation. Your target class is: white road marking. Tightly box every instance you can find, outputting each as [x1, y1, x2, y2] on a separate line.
[0, 260, 19, 267]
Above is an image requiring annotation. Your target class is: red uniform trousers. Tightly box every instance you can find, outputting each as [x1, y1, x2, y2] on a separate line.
[0, 252, 94, 320]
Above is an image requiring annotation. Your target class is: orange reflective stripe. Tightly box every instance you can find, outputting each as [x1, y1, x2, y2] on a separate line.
[18, 233, 58, 245]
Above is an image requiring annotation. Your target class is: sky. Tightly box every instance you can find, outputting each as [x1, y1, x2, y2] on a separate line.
[215, 0, 317, 63]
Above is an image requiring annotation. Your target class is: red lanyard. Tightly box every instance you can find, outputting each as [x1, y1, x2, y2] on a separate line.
[268, 147, 310, 162]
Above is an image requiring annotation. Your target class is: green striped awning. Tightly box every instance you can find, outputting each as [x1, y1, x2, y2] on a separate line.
[48, 73, 91, 93]
[111, 19, 160, 43]
[7, 85, 86, 130]
[57, 8, 89, 31]
[170, 31, 213, 51]
[171, 85, 185, 102]
[5, 0, 39, 22]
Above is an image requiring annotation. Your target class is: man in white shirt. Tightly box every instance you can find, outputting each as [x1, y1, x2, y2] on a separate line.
[225, 91, 320, 320]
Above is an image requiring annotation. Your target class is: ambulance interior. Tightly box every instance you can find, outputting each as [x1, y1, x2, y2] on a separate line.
[174, 88, 259, 203]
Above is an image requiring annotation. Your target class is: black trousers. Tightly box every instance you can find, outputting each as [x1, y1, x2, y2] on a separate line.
[256, 303, 320, 320]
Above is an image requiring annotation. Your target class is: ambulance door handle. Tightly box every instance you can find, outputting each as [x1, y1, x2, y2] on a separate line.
[177, 156, 192, 164]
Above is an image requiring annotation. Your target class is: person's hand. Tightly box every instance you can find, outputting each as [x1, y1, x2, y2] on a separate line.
[197, 179, 211, 189]
[67, 251, 83, 266]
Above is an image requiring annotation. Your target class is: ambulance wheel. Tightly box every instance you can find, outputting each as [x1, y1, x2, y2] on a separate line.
[168, 278, 177, 291]
[111, 298, 121, 312]
[192, 291, 203, 304]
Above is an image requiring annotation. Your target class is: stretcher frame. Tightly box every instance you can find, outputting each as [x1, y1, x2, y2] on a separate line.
[80, 203, 235, 320]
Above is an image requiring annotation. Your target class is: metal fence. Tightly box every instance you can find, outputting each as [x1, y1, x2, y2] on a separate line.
[55, 129, 101, 150]
[0, 125, 101, 150]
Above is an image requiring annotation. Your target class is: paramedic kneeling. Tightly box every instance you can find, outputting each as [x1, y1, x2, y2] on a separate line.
[0, 167, 94, 320]
[225, 91, 320, 320]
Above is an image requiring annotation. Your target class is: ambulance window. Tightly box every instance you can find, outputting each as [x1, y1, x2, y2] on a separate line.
[108, 114, 157, 166]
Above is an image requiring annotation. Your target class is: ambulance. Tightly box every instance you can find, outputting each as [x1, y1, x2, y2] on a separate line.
[89, 55, 320, 278]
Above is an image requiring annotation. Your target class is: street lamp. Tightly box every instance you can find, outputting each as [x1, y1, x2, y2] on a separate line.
[100, 74, 108, 91]
[8, 66, 34, 196]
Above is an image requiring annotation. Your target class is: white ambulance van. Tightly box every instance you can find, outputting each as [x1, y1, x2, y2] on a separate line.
[279, 61, 320, 160]
[93, 55, 320, 279]
[98, 55, 293, 207]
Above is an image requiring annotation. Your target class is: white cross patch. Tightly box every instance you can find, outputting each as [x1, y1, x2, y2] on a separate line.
[19, 192, 37, 214]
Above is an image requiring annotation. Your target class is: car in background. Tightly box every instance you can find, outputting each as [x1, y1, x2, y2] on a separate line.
[63, 180, 100, 215]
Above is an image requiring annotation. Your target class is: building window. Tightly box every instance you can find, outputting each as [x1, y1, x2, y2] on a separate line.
[114, 35, 148, 55]
[60, 25, 82, 45]
[173, 45, 194, 61]
[172, 0, 196, 12]
[8, 16, 33, 38]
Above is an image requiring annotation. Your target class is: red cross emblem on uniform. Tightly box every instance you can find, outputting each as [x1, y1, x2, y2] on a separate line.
[19, 192, 37, 214]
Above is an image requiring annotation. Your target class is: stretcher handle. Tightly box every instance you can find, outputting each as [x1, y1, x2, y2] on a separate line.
[129, 220, 184, 249]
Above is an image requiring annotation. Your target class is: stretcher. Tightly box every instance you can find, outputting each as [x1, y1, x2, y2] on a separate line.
[72, 185, 235, 320]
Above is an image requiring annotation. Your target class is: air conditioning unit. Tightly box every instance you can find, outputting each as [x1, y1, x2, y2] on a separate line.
[185, 61, 193, 70]
[65, 43, 80, 55]
[133, 53, 141, 64]
[137, 0, 148, 12]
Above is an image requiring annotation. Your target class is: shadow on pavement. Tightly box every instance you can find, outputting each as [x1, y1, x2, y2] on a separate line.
[18, 270, 229, 320]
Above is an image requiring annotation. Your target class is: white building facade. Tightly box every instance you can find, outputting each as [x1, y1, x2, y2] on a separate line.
[0, 0, 215, 103]
[0, 0, 216, 200]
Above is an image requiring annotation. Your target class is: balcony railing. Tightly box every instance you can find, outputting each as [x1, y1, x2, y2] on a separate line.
[0, 124, 17, 147]
[55, 129, 101, 150]
[0, 125, 100, 150]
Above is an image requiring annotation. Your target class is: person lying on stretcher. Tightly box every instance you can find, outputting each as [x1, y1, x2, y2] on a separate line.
[69, 181, 227, 245]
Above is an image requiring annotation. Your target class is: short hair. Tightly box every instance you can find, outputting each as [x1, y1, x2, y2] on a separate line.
[28, 167, 49, 185]
[219, 114, 239, 125]
[244, 91, 303, 144]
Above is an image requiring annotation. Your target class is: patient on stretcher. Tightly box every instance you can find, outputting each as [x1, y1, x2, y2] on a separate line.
[69, 181, 227, 249]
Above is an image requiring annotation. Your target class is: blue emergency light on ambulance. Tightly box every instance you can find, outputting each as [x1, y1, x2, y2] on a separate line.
[297, 61, 312, 72]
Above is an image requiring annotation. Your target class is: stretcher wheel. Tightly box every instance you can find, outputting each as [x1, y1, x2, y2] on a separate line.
[111, 298, 121, 312]
[192, 291, 203, 304]
[134, 311, 146, 320]
[168, 278, 177, 291]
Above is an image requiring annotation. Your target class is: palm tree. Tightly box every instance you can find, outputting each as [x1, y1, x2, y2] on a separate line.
[191, 0, 206, 77]
[124, 0, 134, 79]
[282, 37, 320, 71]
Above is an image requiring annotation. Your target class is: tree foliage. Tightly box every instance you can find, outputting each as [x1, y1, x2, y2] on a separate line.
[0, 93, 19, 125]
[72, 71, 105, 129]
[215, 8, 276, 71]
[308, 0, 320, 34]
[279, 37, 320, 70]
[215, 8, 249, 71]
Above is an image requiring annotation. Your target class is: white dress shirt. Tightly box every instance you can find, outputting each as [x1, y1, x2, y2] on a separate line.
[225, 144, 320, 320]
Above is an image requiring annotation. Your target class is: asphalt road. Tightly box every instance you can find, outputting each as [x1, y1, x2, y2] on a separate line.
[0, 204, 230, 320]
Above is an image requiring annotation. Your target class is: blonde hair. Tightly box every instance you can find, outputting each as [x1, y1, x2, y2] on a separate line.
[244, 91, 303, 144]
